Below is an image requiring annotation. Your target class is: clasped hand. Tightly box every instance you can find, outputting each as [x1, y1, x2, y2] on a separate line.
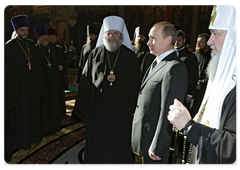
[168, 99, 192, 130]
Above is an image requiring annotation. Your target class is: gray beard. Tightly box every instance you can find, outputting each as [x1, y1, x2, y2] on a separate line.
[39, 41, 49, 47]
[103, 37, 123, 52]
[206, 51, 220, 82]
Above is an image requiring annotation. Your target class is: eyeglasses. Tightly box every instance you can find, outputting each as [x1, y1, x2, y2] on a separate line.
[105, 31, 120, 37]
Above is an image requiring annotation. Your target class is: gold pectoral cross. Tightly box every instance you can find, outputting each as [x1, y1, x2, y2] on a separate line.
[27, 61, 32, 70]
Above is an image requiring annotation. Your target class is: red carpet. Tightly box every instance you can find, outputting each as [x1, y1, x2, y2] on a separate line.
[18, 126, 86, 164]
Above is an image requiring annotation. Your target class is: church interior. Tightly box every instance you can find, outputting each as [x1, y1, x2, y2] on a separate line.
[5, 6, 213, 56]
[4, 5, 213, 164]
[5, 5, 212, 87]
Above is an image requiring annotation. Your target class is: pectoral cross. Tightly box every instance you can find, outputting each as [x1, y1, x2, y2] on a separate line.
[47, 61, 52, 68]
[27, 61, 32, 70]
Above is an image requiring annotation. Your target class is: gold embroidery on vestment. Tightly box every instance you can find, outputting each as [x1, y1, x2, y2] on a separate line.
[209, 5, 217, 27]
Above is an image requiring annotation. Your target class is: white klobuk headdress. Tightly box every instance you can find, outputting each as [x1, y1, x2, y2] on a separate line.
[96, 16, 133, 51]
[196, 5, 236, 129]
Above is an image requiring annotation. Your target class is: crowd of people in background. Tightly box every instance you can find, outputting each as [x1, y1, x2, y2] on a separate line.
[5, 5, 236, 164]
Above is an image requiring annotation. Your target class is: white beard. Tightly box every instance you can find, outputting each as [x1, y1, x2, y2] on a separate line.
[103, 36, 123, 52]
[206, 45, 220, 82]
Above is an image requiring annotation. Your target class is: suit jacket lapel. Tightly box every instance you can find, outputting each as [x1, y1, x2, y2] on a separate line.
[141, 60, 167, 89]
[140, 52, 178, 90]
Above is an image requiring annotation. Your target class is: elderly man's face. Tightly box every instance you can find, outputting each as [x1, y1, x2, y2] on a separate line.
[105, 30, 121, 43]
[104, 29, 123, 52]
[206, 29, 227, 81]
[38, 34, 49, 47]
[207, 29, 227, 55]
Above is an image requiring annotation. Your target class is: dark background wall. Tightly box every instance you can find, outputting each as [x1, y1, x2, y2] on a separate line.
[4, 5, 213, 53]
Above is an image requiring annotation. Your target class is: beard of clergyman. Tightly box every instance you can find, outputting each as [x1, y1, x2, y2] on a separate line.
[103, 35, 123, 52]
[17, 34, 28, 41]
[135, 39, 146, 48]
[196, 45, 207, 53]
[39, 40, 49, 47]
[87, 38, 97, 49]
[206, 45, 220, 82]
[195, 46, 201, 52]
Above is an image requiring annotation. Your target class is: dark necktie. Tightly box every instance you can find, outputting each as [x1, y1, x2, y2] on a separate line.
[146, 60, 158, 78]
[152, 60, 157, 70]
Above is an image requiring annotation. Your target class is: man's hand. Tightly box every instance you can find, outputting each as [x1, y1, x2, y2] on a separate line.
[58, 65, 63, 71]
[148, 150, 161, 161]
[168, 99, 192, 130]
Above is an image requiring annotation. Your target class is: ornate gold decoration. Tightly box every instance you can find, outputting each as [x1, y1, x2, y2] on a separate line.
[209, 5, 217, 27]
[106, 47, 121, 85]
[16, 38, 32, 70]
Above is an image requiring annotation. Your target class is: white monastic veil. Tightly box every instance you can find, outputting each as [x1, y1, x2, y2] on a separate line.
[197, 5, 236, 129]
[96, 15, 133, 51]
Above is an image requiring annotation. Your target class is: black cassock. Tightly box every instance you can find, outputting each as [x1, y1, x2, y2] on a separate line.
[48, 43, 68, 117]
[74, 45, 141, 163]
[187, 86, 236, 164]
[5, 38, 45, 162]
[35, 44, 62, 136]
[132, 43, 149, 66]
[178, 47, 199, 100]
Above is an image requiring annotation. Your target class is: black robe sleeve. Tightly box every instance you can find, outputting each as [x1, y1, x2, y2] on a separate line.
[187, 86, 236, 164]
[72, 51, 93, 122]
[184, 52, 199, 96]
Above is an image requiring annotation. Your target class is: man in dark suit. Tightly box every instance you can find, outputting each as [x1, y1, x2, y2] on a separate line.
[131, 21, 188, 164]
